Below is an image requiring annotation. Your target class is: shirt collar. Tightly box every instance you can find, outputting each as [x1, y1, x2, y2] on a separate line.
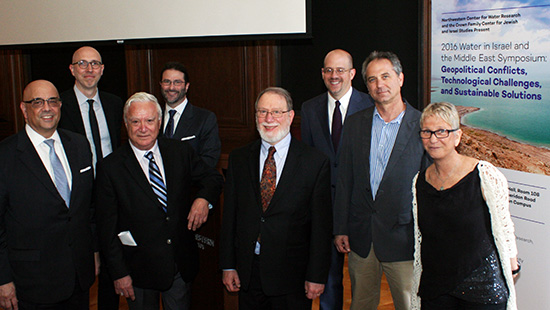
[165, 98, 188, 115]
[327, 87, 353, 110]
[261, 132, 291, 160]
[25, 124, 61, 146]
[373, 106, 405, 125]
[129, 140, 160, 159]
[74, 85, 100, 106]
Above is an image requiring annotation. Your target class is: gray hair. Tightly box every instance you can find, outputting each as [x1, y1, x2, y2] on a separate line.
[361, 51, 403, 85]
[123, 92, 162, 122]
[420, 102, 460, 129]
[254, 87, 293, 111]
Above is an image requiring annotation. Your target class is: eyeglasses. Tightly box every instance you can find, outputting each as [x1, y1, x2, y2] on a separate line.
[323, 67, 352, 75]
[72, 60, 103, 69]
[419, 129, 459, 139]
[23, 97, 62, 108]
[160, 80, 186, 86]
[256, 110, 290, 118]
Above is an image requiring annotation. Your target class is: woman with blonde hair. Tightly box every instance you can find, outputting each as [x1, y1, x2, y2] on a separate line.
[411, 102, 519, 310]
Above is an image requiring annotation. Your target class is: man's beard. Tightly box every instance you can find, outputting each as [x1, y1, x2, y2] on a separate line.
[256, 121, 290, 144]
[162, 89, 187, 106]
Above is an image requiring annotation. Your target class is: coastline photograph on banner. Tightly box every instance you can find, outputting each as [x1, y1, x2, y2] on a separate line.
[430, 1, 550, 309]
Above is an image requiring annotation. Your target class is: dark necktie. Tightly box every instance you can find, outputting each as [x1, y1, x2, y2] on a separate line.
[146, 151, 168, 212]
[87, 99, 103, 159]
[332, 100, 343, 152]
[164, 109, 177, 138]
[260, 146, 276, 212]
[44, 139, 71, 208]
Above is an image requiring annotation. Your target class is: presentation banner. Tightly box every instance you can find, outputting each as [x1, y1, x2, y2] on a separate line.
[431, 1, 550, 308]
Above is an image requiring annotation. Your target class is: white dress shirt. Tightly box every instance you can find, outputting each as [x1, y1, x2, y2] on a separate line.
[327, 87, 353, 134]
[163, 98, 188, 135]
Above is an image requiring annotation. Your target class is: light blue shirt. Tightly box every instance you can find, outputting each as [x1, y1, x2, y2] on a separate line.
[259, 133, 291, 186]
[369, 107, 405, 200]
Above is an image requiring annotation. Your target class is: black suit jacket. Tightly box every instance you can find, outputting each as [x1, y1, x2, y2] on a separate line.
[301, 88, 373, 200]
[220, 137, 332, 295]
[59, 89, 124, 150]
[95, 139, 223, 290]
[0, 129, 95, 303]
[161, 102, 221, 168]
[334, 102, 431, 261]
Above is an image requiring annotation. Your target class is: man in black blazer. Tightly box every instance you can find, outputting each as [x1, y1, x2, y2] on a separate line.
[159, 62, 221, 168]
[59, 46, 124, 166]
[58, 46, 124, 310]
[95, 92, 223, 310]
[301, 49, 373, 310]
[220, 87, 333, 310]
[334, 51, 430, 310]
[0, 80, 95, 309]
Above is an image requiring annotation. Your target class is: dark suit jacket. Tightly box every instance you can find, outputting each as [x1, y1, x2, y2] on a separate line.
[301, 88, 373, 200]
[59, 89, 124, 150]
[0, 129, 95, 303]
[220, 137, 332, 295]
[95, 138, 223, 290]
[334, 102, 430, 262]
[161, 102, 221, 168]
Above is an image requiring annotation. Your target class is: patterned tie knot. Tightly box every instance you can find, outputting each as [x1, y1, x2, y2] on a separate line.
[146, 151, 155, 161]
[268, 146, 276, 157]
[168, 109, 176, 117]
[44, 138, 55, 149]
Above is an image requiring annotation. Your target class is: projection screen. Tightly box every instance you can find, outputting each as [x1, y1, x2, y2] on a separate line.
[0, 0, 308, 46]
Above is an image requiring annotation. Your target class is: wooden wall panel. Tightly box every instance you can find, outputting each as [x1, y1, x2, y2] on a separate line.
[0, 50, 28, 140]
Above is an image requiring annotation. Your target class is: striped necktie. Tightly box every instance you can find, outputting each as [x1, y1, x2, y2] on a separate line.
[145, 151, 168, 212]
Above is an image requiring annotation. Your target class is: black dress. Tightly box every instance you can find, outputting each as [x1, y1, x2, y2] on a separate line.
[416, 165, 508, 304]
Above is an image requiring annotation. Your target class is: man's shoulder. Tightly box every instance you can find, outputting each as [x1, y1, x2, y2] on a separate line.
[187, 103, 216, 118]
[60, 89, 77, 102]
[0, 132, 20, 152]
[99, 91, 124, 105]
[302, 93, 327, 112]
[58, 128, 89, 146]
[290, 138, 329, 162]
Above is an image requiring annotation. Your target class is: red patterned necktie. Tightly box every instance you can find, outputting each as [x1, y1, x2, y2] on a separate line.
[260, 146, 276, 212]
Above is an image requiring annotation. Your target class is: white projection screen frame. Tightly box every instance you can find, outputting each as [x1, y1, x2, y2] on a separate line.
[0, 0, 308, 46]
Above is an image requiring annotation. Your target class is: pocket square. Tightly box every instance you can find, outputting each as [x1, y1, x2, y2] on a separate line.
[181, 135, 196, 141]
[80, 166, 92, 173]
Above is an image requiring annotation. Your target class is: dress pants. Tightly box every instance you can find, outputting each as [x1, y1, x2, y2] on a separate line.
[127, 272, 191, 310]
[239, 255, 312, 310]
[319, 244, 344, 310]
[348, 247, 413, 310]
[97, 254, 120, 310]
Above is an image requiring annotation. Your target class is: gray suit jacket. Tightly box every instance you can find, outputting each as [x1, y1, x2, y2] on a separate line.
[334, 102, 430, 262]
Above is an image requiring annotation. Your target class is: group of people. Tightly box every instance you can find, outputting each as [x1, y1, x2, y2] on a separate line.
[0, 45, 519, 310]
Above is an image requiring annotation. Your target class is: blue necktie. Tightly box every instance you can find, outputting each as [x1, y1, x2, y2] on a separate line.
[164, 109, 177, 138]
[44, 139, 71, 208]
[146, 151, 168, 212]
[332, 100, 342, 152]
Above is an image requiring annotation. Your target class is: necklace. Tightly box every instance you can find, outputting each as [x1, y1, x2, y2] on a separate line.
[433, 158, 461, 191]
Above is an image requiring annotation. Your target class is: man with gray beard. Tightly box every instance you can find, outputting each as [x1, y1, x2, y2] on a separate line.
[220, 87, 333, 310]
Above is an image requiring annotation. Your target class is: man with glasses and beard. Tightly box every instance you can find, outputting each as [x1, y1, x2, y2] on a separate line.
[159, 62, 221, 168]
[220, 87, 333, 310]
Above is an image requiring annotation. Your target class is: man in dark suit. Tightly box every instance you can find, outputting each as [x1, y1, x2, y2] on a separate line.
[159, 62, 221, 168]
[334, 51, 430, 310]
[301, 49, 373, 310]
[59, 46, 124, 167]
[0, 80, 95, 309]
[220, 87, 333, 310]
[95, 92, 223, 310]
[58, 46, 124, 310]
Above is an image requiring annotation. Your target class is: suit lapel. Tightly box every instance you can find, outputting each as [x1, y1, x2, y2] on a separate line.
[362, 110, 374, 188]
[59, 131, 79, 209]
[16, 131, 66, 206]
[314, 97, 333, 154]
[264, 138, 300, 213]
[247, 141, 262, 210]
[99, 92, 116, 147]
[379, 102, 416, 185]
[121, 144, 164, 211]
[65, 91, 87, 134]
[174, 103, 194, 139]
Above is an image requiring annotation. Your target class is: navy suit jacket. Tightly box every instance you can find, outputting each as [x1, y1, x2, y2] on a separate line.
[95, 139, 223, 290]
[0, 129, 95, 303]
[334, 102, 431, 261]
[220, 137, 332, 295]
[162, 102, 221, 168]
[59, 89, 124, 150]
[301, 88, 373, 200]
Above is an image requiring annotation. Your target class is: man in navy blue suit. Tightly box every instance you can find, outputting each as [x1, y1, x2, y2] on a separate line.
[301, 49, 373, 310]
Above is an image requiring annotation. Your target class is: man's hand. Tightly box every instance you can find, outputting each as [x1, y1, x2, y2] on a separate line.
[94, 252, 101, 276]
[114, 275, 135, 301]
[222, 270, 241, 292]
[187, 198, 209, 231]
[304, 281, 325, 300]
[334, 235, 351, 253]
[0, 282, 18, 310]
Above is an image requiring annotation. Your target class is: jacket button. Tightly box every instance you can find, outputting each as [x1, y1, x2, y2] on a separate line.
[260, 217, 265, 223]
[167, 239, 172, 244]
[166, 216, 170, 221]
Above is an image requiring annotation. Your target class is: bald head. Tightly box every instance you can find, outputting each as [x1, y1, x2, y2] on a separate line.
[21, 80, 62, 138]
[70, 46, 104, 97]
[322, 49, 356, 100]
[324, 49, 353, 68]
